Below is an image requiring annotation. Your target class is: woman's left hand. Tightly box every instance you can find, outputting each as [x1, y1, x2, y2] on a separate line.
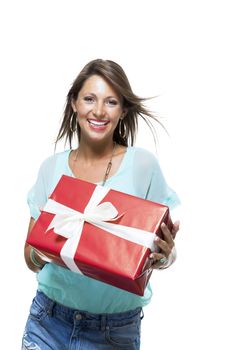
[149, 220, 180, 269]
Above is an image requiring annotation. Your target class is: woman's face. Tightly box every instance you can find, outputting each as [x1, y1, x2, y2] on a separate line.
[72, 75, 125, 145]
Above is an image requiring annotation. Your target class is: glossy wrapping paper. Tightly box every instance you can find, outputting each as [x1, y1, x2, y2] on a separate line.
[27, 175, 172, 295]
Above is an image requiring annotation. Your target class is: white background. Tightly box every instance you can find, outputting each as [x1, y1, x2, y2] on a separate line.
[0, 1, 232, 349]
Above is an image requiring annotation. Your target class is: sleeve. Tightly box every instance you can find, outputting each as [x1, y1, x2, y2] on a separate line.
[133, 148, 180, 270]
[146, 165, 180, 210]
[133, 148, 180, 210]
[27, 158, 52, 220]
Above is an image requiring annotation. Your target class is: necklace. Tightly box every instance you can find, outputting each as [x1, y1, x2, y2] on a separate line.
[102, 142, 116, 186]
[73, 142, 117, 186]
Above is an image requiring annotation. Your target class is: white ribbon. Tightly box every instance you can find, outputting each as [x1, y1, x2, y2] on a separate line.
[43, 185, 157, 273]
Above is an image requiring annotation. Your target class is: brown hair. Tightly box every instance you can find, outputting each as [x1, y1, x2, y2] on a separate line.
[55, 59, 162, 148]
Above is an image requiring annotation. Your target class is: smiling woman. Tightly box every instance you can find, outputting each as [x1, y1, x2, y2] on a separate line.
[56, 59, 161, 148]
[72, 75, 125, 145]
[69, 74, 127, 183]
[22, 59, 180, 350]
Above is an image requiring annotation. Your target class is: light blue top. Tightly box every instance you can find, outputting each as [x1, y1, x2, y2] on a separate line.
[27, 146, 180, 313]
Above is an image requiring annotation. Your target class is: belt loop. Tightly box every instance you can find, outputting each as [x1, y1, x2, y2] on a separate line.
[140, 308, 144, 320]
[100, 314, 107, 331]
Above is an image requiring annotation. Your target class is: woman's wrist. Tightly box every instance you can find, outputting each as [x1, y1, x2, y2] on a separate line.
[29, 247, 46, 270]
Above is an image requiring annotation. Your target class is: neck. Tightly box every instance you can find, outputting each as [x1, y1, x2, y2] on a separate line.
[77, 139, 116, 162]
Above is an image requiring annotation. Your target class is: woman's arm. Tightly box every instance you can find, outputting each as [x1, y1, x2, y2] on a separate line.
[24, 218, 46, 272]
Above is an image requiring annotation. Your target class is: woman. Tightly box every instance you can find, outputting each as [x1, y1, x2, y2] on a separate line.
[22, 59, 180, 350]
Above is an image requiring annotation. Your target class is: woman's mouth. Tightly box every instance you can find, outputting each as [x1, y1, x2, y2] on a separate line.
[87, 119, 109, 130]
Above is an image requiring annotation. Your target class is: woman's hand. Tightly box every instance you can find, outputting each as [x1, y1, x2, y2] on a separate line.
[24, 218, 48, 272]
[149, 220, 180, 269]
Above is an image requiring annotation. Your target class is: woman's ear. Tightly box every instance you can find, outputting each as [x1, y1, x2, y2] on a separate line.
[71, 99, 77, 113]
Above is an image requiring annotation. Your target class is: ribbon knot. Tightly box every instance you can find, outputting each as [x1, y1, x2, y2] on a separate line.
[45, 199, 119, 238]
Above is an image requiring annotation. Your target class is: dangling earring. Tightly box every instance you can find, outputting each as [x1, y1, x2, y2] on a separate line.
[119, 118, 127, 139]
[70, 112, 78, 133]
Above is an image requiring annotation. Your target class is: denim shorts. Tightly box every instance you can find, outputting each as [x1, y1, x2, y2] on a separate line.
[22, 290, 143, 350]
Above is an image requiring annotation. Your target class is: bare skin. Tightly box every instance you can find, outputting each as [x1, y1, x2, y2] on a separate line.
[69, 144, 127, 183]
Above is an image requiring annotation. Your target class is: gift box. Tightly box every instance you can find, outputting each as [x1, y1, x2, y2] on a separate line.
[27, 175, 172, 296]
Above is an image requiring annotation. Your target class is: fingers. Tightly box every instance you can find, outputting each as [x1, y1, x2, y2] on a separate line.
[149, 252, 167, 270]
[155, 238, 171, 258]
[149, 221, 179, 270]
[161, 223, 174, 248]
[149, 252, 164, 261]
[172, 220, 180, 239]
[153, 223, 174, 257]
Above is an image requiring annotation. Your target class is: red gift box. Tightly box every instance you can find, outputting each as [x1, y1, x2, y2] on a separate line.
[27, 175, 172, 296]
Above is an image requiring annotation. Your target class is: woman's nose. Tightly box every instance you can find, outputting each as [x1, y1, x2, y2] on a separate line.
[92, 102, 105, 118]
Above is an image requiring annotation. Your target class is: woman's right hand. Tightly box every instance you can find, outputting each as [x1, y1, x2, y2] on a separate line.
[24, 218, 47, 272]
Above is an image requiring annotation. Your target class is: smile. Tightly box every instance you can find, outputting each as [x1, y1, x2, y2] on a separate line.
[88, 119, 109, 127]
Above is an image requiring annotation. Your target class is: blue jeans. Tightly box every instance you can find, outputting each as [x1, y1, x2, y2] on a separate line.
[22, 291, 142, 350]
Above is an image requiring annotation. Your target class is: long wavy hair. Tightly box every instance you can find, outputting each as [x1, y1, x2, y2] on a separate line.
[55, 59, 163, 148]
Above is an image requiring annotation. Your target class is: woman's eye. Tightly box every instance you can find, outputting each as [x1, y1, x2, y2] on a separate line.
[84, 96, 94, 103]
[107, 99, 118, 106]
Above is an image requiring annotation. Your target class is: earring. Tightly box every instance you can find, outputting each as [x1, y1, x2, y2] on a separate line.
[119, 118, 127, 139]
[70, 112, 78, 133]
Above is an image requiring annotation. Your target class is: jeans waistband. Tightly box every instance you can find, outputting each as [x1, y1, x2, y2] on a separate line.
[35, 290, 142, 325]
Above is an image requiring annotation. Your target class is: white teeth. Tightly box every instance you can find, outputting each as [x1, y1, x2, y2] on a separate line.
[89, 120, 108, 126]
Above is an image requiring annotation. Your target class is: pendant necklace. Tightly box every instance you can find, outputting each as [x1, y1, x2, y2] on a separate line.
[102, 142, 116, 186]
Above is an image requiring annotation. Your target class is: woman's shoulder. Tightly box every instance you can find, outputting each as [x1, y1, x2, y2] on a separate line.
[39, 150, 70, 173]
[129, 146, 159, 167]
